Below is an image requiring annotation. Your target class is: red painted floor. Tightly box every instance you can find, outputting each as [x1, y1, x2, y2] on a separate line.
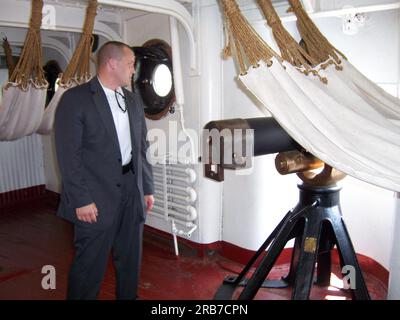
[0, 197, 388, 300]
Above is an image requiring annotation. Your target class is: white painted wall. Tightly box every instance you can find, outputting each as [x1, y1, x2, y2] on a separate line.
[0, 134, 45, 193]
[195, 3, 226, 245]
[124, 13, 171, 47]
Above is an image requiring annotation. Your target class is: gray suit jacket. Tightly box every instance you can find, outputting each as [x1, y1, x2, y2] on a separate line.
[55, 77, 154, 229]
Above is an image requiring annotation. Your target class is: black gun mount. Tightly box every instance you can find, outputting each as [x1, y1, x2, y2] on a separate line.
[206, 118, 369, 300]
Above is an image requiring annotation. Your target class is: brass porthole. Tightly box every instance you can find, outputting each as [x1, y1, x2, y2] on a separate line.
[131, 39, 175, 121]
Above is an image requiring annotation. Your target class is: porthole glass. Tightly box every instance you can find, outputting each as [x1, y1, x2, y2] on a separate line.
[152, 63, 172, 97]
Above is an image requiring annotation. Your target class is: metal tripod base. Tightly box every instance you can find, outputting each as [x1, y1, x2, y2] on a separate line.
[214, 183, 371, 300]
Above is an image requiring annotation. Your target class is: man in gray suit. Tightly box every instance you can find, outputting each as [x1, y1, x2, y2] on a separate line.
[55, 41, 154, 300]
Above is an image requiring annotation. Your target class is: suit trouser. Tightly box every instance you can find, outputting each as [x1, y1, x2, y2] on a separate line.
[66, 169, 144, 300]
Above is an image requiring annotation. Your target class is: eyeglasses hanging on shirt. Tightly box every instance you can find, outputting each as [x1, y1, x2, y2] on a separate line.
[114, 90, 127, 113]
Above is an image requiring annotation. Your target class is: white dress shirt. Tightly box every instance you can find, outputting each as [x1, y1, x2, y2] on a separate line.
[98, 78, 132, 166]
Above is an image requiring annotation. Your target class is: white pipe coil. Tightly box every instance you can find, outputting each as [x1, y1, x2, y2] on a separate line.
[154, 165, 195, 176]
[153, 167, 196, 184]
[154, 184, 197, 203]
[152, 158, 198, 243]
[154, 201, 197, 222]
[151, 207, 197, 229]
[154, 179, 196, 195]
[167, 204, 197, 221]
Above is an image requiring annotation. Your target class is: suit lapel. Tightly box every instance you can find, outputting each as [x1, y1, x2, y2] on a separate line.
[123, 88, 139, 160]
[123, 89, 142, 178]
[90, 77, 120, 153]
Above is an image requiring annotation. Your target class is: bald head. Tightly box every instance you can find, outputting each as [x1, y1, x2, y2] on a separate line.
[97, 41, 133, 67]
[96, 41, 136, 89]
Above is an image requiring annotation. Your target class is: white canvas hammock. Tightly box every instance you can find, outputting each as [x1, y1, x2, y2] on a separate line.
[221, 0, 400, 192]
[335, 59, 400, 122]
[0, 86, 46, 140]
[0, 0, 48, 141]
[37, 0, 97, 135]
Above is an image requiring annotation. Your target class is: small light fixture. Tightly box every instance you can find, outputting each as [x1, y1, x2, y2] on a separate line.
[342, 12, 367, 35]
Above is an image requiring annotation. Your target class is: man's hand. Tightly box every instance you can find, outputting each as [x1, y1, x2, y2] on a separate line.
[76, 203, 98, 223]
[144, 195, 154, 213]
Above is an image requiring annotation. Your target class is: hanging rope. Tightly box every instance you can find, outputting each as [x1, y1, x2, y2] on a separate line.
[59, 0, 97, 88]
[7, 0, 47, 91]
[220, 0, 281, 75]
[257, 0, 327, 83]
[2, 37, 15, 79]
[287, 0, 347, 70]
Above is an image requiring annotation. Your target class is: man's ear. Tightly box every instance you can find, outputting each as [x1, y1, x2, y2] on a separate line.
[108, 58, 117, 70]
